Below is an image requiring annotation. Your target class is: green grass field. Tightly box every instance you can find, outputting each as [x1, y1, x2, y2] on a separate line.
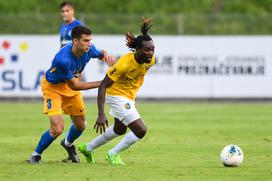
[0, 101, 271, 181]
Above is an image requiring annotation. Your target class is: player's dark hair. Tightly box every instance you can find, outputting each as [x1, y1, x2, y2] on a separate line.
[125, 17, 153, 51]
[72, 26, 92, 40]
[60, 1, 74, 9]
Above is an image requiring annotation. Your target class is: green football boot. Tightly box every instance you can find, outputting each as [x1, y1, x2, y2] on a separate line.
[78, 143, 95, 163]
[106, 153, 125, 165]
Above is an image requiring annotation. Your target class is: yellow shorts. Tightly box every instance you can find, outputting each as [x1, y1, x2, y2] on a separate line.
[41, 76, 86, 116]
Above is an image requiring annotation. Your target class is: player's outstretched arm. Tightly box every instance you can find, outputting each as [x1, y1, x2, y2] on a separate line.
[94, 75, 115, 134]
[99, 50, 116, 67]
[67, 77, 101, 91]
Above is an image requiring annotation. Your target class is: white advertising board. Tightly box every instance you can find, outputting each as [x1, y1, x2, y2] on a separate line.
[0, 35, 271, 98]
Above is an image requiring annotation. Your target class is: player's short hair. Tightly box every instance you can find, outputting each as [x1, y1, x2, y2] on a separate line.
[72, 26, 92, 40]
[60, 1, 74, 9]
[125, 17, 153, 51]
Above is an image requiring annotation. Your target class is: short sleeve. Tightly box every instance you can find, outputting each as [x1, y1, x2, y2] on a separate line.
[88, 44, 102, 58]
[107, 59, 126, 82]
[56, 59, 74, 80]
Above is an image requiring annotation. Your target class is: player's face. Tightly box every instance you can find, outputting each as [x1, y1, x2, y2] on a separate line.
[139, 40, 155, 63]
[60, 5, 74, 23]
[77, 34, 92, 53]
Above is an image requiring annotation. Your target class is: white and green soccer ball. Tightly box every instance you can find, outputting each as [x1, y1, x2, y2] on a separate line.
[220, 144, 244, 167]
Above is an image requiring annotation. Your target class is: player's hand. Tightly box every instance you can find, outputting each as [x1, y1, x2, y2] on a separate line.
[102, 52, 116, 67]
[94, 114, 109, 134]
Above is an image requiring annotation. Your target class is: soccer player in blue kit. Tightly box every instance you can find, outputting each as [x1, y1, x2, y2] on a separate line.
[28, 26, 116, 163]
[59, 1, 83, 47]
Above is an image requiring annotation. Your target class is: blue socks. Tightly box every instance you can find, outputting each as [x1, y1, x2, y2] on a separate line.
[66, 124, 83, 144]
[34, 125, 82, 155]
[35, 130, 55, 154]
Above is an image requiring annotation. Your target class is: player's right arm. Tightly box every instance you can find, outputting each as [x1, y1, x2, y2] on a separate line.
[94, 59, 126, 134]
[94, 75, 114, 134]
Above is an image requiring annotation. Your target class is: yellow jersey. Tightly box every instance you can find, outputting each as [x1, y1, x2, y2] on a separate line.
[106, 52, 155, 100]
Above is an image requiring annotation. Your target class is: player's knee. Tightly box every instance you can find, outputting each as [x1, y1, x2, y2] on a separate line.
[78, 125, 86, 131]
[74, 121, 86, 131]
[135, 125, 147, 139]
[113, 127, 127, 135]
[50, 127, 64, 137]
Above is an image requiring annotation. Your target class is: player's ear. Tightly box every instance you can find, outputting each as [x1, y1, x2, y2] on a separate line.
[72, 38, 79, 44]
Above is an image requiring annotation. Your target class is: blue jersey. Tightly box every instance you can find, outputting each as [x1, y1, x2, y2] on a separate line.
[59, 19, 83, 47]
[45, 43, 102, 84]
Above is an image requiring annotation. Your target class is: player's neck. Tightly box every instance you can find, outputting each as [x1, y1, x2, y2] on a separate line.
[72, 46, 83, 58]
[65, 17, 75, 24]
[134, 52, 144, 64]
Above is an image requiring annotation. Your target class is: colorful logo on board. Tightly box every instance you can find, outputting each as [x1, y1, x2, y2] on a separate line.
[0, 40, 29, 65]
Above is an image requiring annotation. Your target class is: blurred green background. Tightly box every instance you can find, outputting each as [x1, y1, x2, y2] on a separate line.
[0, 0, 272, 34]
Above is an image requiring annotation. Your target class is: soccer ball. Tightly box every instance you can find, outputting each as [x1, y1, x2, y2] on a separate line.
[220, 144, 244, 167]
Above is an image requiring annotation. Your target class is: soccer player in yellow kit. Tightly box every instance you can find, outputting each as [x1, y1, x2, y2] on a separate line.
[79, 18, 155, 165]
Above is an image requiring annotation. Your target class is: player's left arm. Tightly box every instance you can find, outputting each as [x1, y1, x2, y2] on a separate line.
[88, 44, 116, 66]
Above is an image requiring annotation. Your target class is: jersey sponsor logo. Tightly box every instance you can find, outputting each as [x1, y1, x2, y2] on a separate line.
[47, 99, 52, 109]
[50, 67, 56, 73]
[109, 67, 117, 76]
[124, 103, 131, 109]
